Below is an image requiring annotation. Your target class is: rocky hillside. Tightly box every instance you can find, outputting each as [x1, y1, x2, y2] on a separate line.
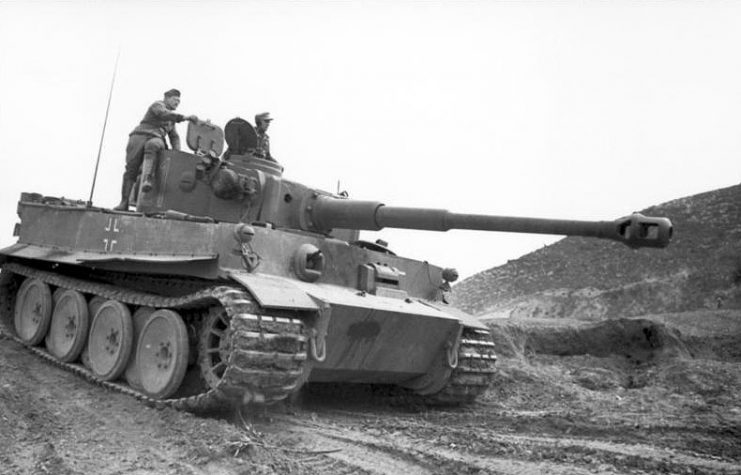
[451, 185, 741, 320]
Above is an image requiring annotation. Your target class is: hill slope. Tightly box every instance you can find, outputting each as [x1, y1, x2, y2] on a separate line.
[451, 185, 741, 319]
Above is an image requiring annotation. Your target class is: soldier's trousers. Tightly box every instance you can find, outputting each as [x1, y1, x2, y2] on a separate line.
[123, 134, 165, 182]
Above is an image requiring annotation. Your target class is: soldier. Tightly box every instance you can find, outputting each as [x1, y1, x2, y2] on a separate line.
[113, 89, 198, 211]
[254, 112, 275, 162]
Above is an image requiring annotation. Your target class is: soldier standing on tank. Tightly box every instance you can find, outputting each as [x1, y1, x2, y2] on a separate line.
[113, 89, 199, 211]
[254, 112, 275, 162]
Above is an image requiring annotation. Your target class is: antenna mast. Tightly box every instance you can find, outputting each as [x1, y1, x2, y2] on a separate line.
[87, 49, 120, 206]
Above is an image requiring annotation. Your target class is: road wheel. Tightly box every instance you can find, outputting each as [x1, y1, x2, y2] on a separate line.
[81, 296, 107, 369]
[14, 278, 52, 345]
[45, 289, 89, 362]
[52, 287, 66, 304]
[124, 307, 156, 391]
[88, 300, 133, 381]
[136, 309, 189, 399]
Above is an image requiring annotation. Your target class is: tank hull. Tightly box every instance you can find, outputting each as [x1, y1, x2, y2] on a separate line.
[0, 195, 496, 409]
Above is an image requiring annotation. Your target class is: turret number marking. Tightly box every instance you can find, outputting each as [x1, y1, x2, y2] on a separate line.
[103, 217, 121, 252]
[103, 238, 118, 252]
[104, 217, 121, 233]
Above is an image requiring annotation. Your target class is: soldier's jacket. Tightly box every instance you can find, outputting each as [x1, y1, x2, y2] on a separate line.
[256, 131, 273, 161]
[130, 100, 185, 150]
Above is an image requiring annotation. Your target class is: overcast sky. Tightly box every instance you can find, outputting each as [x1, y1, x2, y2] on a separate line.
[1, 1, 740, 279]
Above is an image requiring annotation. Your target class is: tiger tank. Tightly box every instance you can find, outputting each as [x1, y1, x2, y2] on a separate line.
[0, 119, 673, 411]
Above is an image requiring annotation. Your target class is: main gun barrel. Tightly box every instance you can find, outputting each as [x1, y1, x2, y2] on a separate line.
[308, 197, 672, 249]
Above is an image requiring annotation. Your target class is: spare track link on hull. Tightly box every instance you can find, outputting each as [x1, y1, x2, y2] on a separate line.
[425, 327, 497, 405]
[0, 263, 307, 412]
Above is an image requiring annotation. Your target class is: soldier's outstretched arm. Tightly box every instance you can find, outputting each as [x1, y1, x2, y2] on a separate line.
[150, 101, 186, 122]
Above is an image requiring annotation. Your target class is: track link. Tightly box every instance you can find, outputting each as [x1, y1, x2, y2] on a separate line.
[424, 327, 497, 404]
[0, 263, 307, 412]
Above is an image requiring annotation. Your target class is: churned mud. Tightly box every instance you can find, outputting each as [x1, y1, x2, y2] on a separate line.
[1, 311, 740, 475]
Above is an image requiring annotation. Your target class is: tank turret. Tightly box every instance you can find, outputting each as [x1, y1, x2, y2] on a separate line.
[136, 120, 672, 250]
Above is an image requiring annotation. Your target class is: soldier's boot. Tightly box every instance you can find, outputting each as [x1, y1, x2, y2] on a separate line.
[113, 178, 135, 211]
[140, 155, 156, 194]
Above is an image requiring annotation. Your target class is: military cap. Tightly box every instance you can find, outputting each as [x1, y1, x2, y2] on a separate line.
[255, 112, 273, 122]
[164, 88, 181, 98]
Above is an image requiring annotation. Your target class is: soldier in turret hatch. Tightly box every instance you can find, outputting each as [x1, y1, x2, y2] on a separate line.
[114, 89, 199, 211]
[254, 112, 276, 162]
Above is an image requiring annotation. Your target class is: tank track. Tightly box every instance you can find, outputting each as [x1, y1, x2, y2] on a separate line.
[0, 262, 307, 412]
[425, 327, 497, 405]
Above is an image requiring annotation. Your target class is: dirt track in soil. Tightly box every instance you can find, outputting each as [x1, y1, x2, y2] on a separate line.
[1, 312, 740, 475]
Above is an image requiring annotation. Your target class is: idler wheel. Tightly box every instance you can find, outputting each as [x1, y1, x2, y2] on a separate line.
[124, 306, 156, 391]
[135, 309, 189, 399]
[45, 290, 89, 362]
[14, 278, 53, 345]
[198, 307, 231, 390]
[87, 300, 133, 381]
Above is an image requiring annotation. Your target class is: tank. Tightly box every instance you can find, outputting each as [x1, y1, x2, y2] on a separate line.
[0, 119, 673, 411]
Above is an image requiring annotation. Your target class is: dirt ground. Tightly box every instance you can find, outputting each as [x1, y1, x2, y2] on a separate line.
[1, 311, 740, 475]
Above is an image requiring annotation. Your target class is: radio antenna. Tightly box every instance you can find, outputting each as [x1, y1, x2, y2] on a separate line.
[87, 48, 120, 207]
